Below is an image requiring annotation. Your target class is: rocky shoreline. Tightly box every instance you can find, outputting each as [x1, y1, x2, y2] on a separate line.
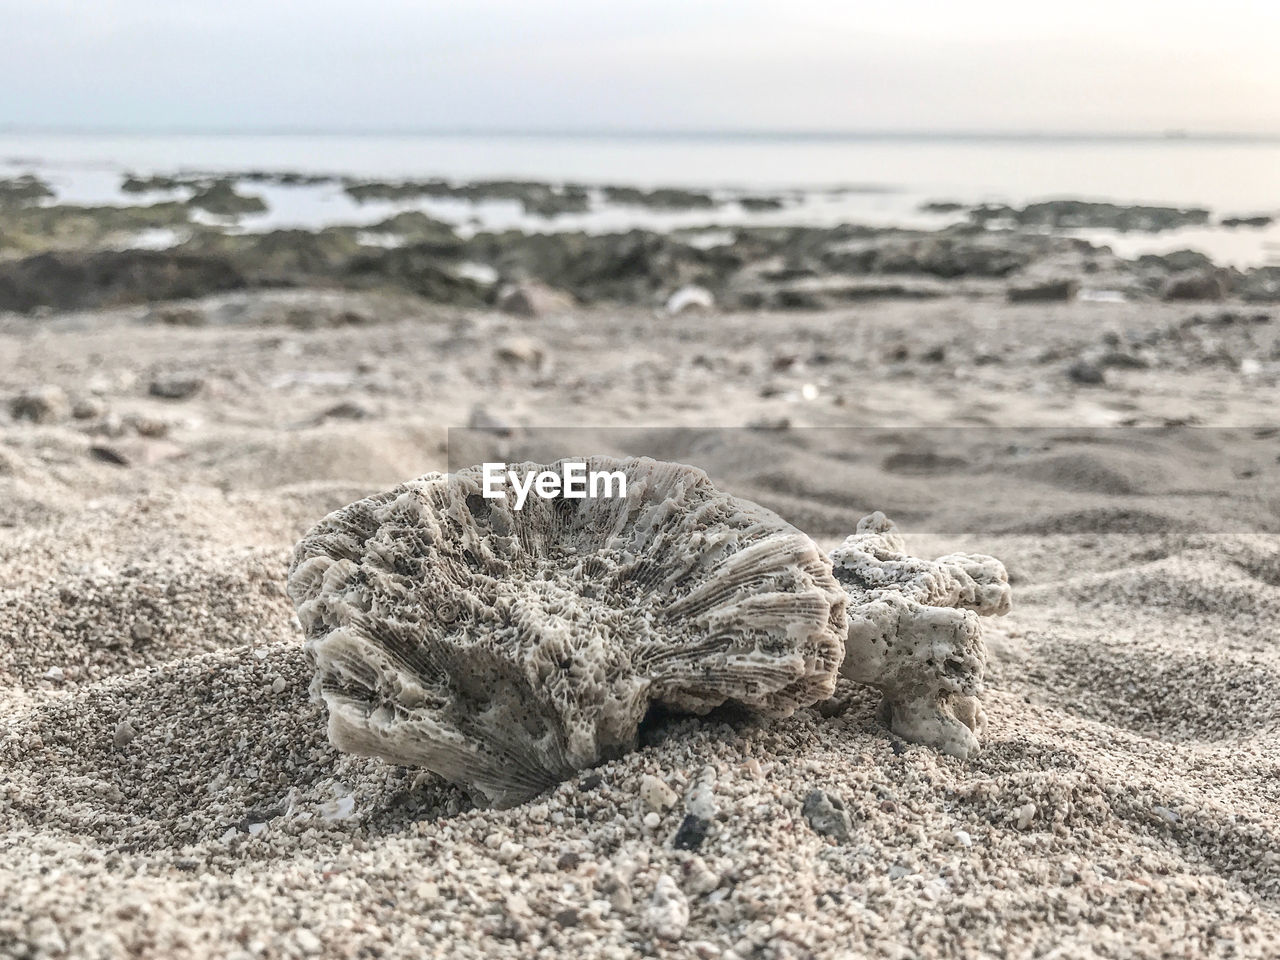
[2, 171, 1277, 316]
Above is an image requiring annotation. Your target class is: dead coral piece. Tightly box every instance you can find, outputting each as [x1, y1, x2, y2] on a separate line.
[830, 511, 1011, 759]
[288, 457, 846, 806]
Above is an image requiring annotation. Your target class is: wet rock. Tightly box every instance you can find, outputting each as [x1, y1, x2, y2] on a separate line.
[0, 250, 245, 312]
[802, 789, 853, 842]
[10, 386, 70, 424]
[1007, 278, 1078, 303]
[739, 195, 785, 211]
[1220, 215, 1273, 228]
[1241, 266, 1280, 303]
[1161, 269, 1227, 301]
[603, 186, 715, 209]
[342, 244, 488, 305]
[186, 180, 268, 217]
[0, 174, 55, 208]
[974, 200, 1209, 232]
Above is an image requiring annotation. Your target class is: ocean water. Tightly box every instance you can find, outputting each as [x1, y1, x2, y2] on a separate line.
[3, 132, 1278, 266]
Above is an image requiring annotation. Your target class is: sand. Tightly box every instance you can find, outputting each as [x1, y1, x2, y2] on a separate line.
[1, 291, 1278, 958]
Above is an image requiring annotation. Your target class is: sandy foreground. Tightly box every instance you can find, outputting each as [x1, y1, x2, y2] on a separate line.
[1, 292, 1278, 958]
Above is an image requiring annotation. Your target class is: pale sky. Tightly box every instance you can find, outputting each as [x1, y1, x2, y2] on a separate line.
[2, 0, 1278, 134]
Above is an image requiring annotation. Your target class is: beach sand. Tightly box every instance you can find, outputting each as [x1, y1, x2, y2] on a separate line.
[2, 292, 1278, 958]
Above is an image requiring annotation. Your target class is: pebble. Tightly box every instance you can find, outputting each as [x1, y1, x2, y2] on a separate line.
[149, 375, 205, 400]
[293, 928, 322, 955]
[802, 789, 854, 842]
[113, 720, 137, 748]
[639, 774, 678, 812]
[646, 875, 689, 941]
[1015, 802, 1037, 830]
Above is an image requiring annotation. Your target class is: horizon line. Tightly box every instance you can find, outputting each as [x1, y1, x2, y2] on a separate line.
[2, 124, 1280, 143]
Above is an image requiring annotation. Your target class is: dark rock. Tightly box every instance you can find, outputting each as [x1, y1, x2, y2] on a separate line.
[1241, 267, 1280, 303]
[974, 200, 1209, 232]
[342, 245, 488, 305]
[672, 814, 710, 851]
[90, 445, 130, 466]
[739, 196, 785, 211]
[1007, 278, 1078, 303]
[1098, 351, 1149, 369]
[149, 375, 204, 400]
[602, 186, 715, 209]
[802, 789, 853, 842]
[186, 180, 268, 217]
[0, 250, 245, 312]
[1067, 361, 1106, 385]
[318, 401, 373, 421]
[0, 174, 55, 208]
[1220, 215, 1273, 228]
[1161, 269, 1227, 301]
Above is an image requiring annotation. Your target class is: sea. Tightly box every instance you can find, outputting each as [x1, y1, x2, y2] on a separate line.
[3, 131, 1278, 267]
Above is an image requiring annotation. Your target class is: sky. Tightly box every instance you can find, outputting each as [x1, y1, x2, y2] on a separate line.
[1, 0, 1278, 135]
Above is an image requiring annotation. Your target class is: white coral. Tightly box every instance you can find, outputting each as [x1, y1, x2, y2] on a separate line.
[287, 457, 846, 806]
[831, 512, 1011, 758]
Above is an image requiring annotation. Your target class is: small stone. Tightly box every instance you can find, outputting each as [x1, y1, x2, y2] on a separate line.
[643, 811, 662, 829]
[149, 375, 204, 400]
[131, 620, 154, 642]
[1014, 802, 1036, 830]
[646, 874, 689, 941]
[271, 676, 286, 694]
[43, 666, 64, 681]
[11, 386, 70, 424]
[640, 774, 678, 812]
[113, 720, 137, 748]
[673, 814, 710, 851]
[803, 789, 853, 842]
[72, 397, 106, 419]
[553, 908, 580, 927]
[1066, 361, 1105, 385]
[414, 881, 439, 902]
[293, 929, 322, 956]
[90, 445, 130, 467]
